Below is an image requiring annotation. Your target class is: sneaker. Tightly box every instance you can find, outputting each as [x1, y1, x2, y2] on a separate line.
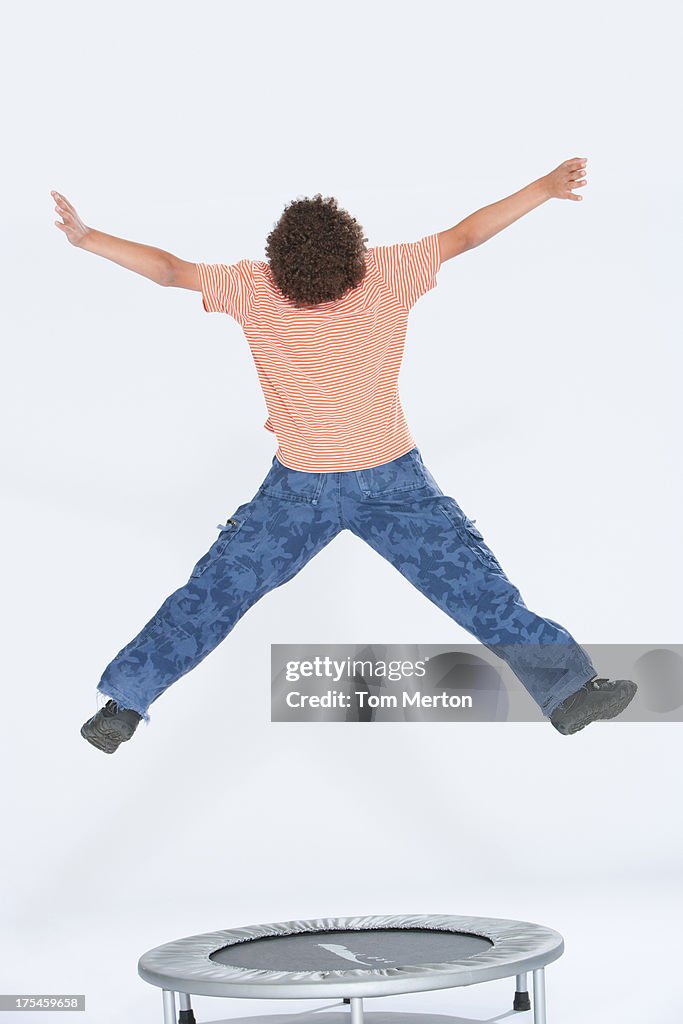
[550, 676, 637, 735]
[80, 699, 142, 753]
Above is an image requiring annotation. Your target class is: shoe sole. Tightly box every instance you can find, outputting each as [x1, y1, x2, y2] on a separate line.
[554, 683, 637, 735]
[80, 719, 136, 754]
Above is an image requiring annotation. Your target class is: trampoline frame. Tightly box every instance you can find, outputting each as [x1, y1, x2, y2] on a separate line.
[139, 915, 563, 1024]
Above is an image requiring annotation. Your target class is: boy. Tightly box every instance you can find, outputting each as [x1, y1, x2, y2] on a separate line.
[52, 157, 636, 753]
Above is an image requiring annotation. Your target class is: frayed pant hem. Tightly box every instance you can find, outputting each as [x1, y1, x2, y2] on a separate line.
[97, 685, 151, 723]
[541, 664, 597, 718]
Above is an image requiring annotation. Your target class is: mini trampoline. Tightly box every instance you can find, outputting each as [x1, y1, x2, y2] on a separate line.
[138, 914, 563, 1024]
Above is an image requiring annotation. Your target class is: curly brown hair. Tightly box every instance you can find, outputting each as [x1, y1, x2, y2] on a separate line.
[265, 193, 368, 307]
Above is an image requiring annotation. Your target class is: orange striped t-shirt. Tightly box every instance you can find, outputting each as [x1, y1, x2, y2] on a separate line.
[196, 232, 441, 471]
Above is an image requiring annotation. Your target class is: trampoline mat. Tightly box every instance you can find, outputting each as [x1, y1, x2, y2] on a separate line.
[210, 928, 494, 972]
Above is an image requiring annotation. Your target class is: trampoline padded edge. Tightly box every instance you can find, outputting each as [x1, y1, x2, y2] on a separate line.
[137, 914, 564, 1000]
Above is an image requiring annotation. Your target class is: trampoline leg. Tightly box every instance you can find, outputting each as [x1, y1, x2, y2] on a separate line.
[162, 991, 176, 1024]
[178, 992, 197, 1024]
[532, 969, 547, 1024]
[514, 973, 531, 1012]
[350, 997, 364, 1024]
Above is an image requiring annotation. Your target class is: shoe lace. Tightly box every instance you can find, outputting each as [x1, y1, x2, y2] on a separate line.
[588, 677, 611, 690]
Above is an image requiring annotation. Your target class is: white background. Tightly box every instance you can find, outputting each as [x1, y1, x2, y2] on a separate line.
[1, 1, 681, 1021]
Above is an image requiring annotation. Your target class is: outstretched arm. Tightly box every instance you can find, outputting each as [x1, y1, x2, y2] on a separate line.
[51, 190, 200, 289]
[436, 157, 588, 262]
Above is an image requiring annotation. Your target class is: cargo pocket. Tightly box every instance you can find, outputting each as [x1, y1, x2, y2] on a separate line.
[190, 503, 254, 578]
[439, 502, 506, 575]
[127, 614, 166, 651]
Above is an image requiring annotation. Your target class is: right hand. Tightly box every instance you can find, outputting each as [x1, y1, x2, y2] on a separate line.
[51, 190, 90, 246]
[542, 158, 588, 201]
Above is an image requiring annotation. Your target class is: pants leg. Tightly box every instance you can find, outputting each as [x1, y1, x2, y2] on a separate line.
[345, 447, 596, 716]
[97, 473, 341, 719]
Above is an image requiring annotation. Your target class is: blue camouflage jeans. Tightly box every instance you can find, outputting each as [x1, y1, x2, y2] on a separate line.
[98, 447, 596, 720]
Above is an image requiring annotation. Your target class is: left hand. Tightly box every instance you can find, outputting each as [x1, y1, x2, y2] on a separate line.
[543, 158, 588, 200]
[51, 190, 90, 245]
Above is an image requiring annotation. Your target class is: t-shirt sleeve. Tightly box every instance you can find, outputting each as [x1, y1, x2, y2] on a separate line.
[195, 258, 256, 327]
[373, 232, 442, 310]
